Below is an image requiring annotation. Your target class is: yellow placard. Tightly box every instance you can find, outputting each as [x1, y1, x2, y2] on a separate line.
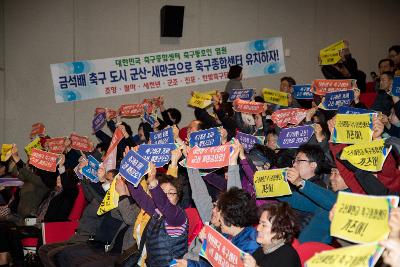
[319, 40, 346, 65]
[332, 113, 373, 144]
[340, 139, 392, 172]
[262, 88, 289, 106]
[320, 50, 341, 65]
[321, 40, 346, 52]
[203, 90, 218, 96]
[305, 242, 384, 267]
[331, 191, 399, 244]
[24, 137, 43, 156]
[188, 92, 213, 109]
[1, 144, 13, 161]
[97, 177, 120, 215]
[253, 169, 292, 198]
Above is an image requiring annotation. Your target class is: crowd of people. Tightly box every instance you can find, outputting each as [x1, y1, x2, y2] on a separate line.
[0, 43, 400, 267]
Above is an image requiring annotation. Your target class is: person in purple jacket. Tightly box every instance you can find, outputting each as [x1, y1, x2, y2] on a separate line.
[127, 162, 188, 267]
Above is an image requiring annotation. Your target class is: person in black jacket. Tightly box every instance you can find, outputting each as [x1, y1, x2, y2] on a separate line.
[243, 202, 301, 267]
[320, 43, 367, 93]
[36, 158, 79, 222]
[159, 96, 182, 127]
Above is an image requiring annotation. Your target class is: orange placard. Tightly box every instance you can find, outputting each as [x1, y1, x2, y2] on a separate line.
[119, 104, 145, 117]
[311, 79, 356, 96]
[70, 134, 91, 152]
[186, 144, 230, 169]
[103, 127, 124, 160]
[29, 148, 58, 172]
[200, 225, 245, 267]
[233, 99, 264, 114]
[30, 123, 45, 138]
[45, 137, 66, 154]
[271, 108, 307, 128]
[95, 107, 117, 118]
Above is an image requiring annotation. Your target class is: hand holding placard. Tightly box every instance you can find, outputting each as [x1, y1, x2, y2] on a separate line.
[330, 191, 399, 243]
[119, 150, 149, 187]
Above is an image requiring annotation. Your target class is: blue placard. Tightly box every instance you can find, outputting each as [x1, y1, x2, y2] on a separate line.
[322, 90, 354, 110]
[277, 125, 314, 149]
[150, 127, 174, 144]
[236, 132, 264, 152]
[189, 127, 221, 148]
[143, 112, 157, 127]
[119, 150, 149, 186]
[92, 112, 106, 133]
[337, 106, 373, 115]
[228, 88, 254, 102]
[82, 155, 100, 182]
[137, 143, 176, 168]
[392, 76, 400, 97]
[293, 84, 313, 100]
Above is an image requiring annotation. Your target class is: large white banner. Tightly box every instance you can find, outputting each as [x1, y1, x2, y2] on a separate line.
[51, 38, 285, 103]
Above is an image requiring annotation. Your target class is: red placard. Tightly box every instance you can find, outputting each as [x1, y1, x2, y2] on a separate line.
[95, 107, 117, 119]
[271, 108, 307, 128]
[233, 99, 264, 114]
[45, 137, 66, 154]
[201, 225, 245, 267]
[29, 148, 58, 172]
[119, 104, 145, 117]
[186, 144, 230, 169]
[30, 123, 45, 138]
[142, 99, 155, 113]
[311, 79, 356, 96]
[70, 134, 91, 152]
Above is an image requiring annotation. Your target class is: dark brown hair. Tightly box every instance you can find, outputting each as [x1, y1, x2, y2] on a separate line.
[217, 187, 258, 227]
[259, 202, 298, 244]
[156, 173, 183, 200]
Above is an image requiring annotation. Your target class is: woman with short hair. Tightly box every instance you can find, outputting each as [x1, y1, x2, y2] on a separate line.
[243, 202, 301, 267]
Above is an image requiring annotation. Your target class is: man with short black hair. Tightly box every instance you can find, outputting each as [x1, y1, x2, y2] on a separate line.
[371, 71, 394, 116]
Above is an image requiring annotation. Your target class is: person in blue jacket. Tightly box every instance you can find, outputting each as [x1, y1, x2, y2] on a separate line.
[178, 187, 259, 267]
[282, 165, 351, 244]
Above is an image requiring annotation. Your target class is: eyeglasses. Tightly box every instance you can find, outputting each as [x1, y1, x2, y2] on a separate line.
[164, 191, 178, 197]
[292, 159, 313, 165]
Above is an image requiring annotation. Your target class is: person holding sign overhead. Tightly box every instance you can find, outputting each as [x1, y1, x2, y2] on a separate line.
[126, 156, 188, 267]
[4, 144, 55, 222]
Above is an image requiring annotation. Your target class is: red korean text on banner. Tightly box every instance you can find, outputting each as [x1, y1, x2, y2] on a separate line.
[30, 123, 45, 139]
[201, 225, 245, 267]
[233, 99, 264, 114]
[102, 127, 125, 171]
[271, 108, 307, 128]
[186, 144, 230, 169]
[70, 134, 91, 152]
[29, 148, 59, 172]
[119, 104, 145, 117]
[45, 137, 66, 154]
[311, 79, 356, 96]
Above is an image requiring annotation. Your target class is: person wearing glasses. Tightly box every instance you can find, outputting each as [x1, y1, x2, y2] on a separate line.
[127, 160, 188, 267]
[277, 144, 335, 244]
